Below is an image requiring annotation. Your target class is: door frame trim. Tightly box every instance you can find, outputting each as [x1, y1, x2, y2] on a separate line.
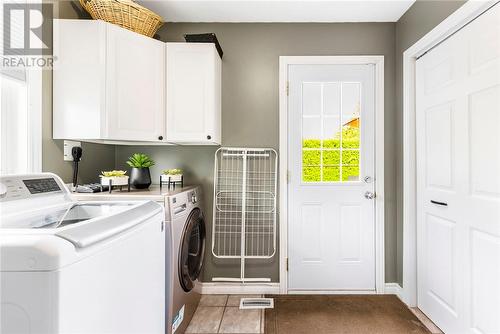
[402, 0, 497, 307]
[278, 56, 385, 294]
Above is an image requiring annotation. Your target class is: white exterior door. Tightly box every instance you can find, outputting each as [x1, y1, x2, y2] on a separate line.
[416, 4, 500, 333]
[106, 24, 165, 142]
[288, 64, 376, 291]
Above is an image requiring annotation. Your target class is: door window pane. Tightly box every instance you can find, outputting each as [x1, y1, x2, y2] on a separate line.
[303, 150, 321, 166]
[303, 139, 321, 148]
[323, 83, 341, 116]
[341, 83, 361, 149]
[303, 166, 321, 182]
[302, 117, 321, 139]
[323, 116, 340, 147]
[342, 83, 360, 122]
[323, 166, 340, 182]
[342, 166, 360, 182]
[342, 150, 360, 182]
[301, 81, 361, 183]
[342, 150, 359, 165]
[323, 150, 340, 165]
[342, 126, 360, 149]
[302, 83, 322, 116]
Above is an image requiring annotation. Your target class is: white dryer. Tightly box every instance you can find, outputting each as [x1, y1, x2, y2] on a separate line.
[164, 187, 206, 334]
[0, 173, 166, 334]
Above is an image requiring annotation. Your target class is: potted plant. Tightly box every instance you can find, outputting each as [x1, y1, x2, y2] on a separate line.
[100, 170, 129, 187]
[161, 168, 183, 182]
[160, 168, 183, 189]
[126, 153, 155, 189]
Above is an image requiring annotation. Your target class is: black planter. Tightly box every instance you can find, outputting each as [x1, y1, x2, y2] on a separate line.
[130, 167, 151, 189]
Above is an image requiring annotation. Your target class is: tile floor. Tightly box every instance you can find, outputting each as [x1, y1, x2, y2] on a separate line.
[186, 295, 264, 334]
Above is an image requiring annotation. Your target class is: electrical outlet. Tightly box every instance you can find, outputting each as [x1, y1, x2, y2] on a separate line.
[64, 140, 81, 161]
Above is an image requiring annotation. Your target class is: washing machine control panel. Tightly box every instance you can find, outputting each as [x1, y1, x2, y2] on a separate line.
[23, 178, 61, 194]
[165, 187, 202, 220]
[0, 174, 66, 202]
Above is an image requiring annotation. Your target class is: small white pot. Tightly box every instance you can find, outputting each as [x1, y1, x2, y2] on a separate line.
[100, 176, 129, 186]
[161, 174, 183, 182]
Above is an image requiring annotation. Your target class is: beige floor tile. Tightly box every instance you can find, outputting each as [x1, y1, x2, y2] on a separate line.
[199, 294, 228, 307]
[260, 309, 265, 333]
[226, 295, 261, 307]
[219, 307, 261, 333]
[185, 306, 224, 333]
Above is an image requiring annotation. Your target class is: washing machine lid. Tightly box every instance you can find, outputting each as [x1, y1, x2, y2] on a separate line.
[2, 200, 162, 246]
[1, 174, 165, 271]
[0, 200, 163, 271]
[56, 201, 162, 248]
[0, 173, 163, 247]
[1, 202, 134, 229]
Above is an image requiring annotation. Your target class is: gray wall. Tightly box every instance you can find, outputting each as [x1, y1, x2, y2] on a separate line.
[394, 0, 465, 285]
[116, 22, 397, 282]
[42, 1, 115, 184]
[43, 0, 465, 284]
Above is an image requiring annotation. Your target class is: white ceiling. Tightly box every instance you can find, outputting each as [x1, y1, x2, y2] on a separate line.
[138, 0, 416, 23]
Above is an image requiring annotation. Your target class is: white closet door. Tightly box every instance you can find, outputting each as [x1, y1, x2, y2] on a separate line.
[416, 4, 500, 334]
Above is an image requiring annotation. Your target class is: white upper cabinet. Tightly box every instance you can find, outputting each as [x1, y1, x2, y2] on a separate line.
[166, 43, 221, 145]
[53, 20, 222, 145]
[105, 24, 165, 142]
[53, 19, 165, 143]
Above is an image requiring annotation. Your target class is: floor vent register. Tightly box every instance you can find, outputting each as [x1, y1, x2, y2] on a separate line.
[239, 298, 274, 309]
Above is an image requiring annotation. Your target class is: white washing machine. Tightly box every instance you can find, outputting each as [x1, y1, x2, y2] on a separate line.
[0, 173, 166, 334]
[164, 187, 205, 334]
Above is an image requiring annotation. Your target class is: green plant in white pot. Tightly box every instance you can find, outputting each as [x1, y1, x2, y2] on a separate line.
[100, 170, 129, 187]
[127, 153, 155, 189]
[161, 168, 183, 182]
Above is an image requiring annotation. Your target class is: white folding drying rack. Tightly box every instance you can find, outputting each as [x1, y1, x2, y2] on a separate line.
[212, 147, 278, 283]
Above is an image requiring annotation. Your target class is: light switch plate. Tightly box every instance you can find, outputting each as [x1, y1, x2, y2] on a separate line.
[64, 140, 81, 161]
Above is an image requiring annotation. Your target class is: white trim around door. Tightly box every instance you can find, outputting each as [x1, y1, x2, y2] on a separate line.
[279, 56, 385, 294]
[402, 0, 499, 307]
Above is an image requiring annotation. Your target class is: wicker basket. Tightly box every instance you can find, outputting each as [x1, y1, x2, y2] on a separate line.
[80, 0, 163, 38]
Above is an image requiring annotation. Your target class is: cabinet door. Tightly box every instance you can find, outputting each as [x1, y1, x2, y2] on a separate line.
[106, 24, 165, 142]
[166, 43, 221, 144]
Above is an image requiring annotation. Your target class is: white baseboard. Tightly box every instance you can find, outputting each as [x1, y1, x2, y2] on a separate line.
[197, 282, 403, 298]
[196, 282, 280, 295]
[288, 290, 376, 295]
[384, 283, 403, 300]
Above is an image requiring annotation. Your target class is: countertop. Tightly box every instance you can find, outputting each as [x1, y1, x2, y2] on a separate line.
[72, 185, 196, 202]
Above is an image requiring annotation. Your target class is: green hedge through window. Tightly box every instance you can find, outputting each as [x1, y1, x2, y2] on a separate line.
[302, 127, 360, 182]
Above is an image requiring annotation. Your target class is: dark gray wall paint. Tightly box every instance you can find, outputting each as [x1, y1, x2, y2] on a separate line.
[43, 1, 465, 284]
[394, 0, 465, 285]
[42, 1, 115, 184]
[116, 22, 397, 282]
[114, 146, 279, 281]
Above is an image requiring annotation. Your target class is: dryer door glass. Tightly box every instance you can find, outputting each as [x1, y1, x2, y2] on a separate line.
[179, 208, 206, 292]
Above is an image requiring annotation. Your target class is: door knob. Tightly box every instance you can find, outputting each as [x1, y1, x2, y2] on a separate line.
[363, 176, 373, 183]
[364, 191, 376, 199]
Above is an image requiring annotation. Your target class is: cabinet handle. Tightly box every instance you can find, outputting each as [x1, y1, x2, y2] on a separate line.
[158, 136, 163, 140]
[430, 200, 447, 206]
[207, 135, 212, 140]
